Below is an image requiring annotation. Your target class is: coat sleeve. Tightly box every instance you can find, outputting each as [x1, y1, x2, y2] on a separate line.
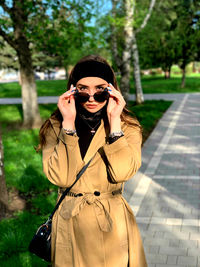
[103, 126, 142, 183]
[42, 125, 84, 188]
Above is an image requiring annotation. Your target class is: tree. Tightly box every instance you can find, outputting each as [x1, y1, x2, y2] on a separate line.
[31, 0, 95, 79]
[0, 0, 43, 128]
[174, 0, 200, 87]
[137, 0, 179, 79]
[110, 0, 156, 103]
[0, 0, 94, 127]
[137, 0, 200, 85]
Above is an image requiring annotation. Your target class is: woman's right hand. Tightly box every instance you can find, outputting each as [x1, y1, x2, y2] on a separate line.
[57, 84, 76, 129]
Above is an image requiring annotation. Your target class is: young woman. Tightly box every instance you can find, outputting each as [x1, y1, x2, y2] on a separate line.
[39, 55, 147, 267]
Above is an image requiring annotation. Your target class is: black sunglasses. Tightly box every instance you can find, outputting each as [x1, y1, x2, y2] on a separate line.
[74, 88, 109, 103]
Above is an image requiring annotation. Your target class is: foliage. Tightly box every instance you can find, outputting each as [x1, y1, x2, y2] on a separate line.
[138, 0, 200, 73]
[0, 38, 19, 70]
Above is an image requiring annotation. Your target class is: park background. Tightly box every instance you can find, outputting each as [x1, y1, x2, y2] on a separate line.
[0, 0, 200, 266]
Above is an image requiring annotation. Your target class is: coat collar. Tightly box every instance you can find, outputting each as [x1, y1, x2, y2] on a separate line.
[49, 117, 107, 164]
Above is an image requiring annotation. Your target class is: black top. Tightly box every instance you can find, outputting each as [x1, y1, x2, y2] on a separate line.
[75, 105, 107, 159]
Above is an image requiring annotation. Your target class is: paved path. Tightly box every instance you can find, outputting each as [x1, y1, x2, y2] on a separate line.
[1, 93, 200, 105]
[124, 93, 200, 267]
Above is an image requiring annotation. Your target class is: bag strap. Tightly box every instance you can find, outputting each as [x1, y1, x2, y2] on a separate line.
[48, 156, 94, 220]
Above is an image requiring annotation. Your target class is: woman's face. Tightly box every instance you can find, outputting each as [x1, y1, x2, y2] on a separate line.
[76, 77, 109, 113]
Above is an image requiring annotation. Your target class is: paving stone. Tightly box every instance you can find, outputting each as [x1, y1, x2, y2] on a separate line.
[167, 255, 177, 265]
[190, 233, 200, 241]
[164, 231, 189, 240]
[146, 253, 167, 264]
[154, 231, 164, 238]
[169, 239, 180, 247]
[146, 245, 160, 254]
[159, 247, 187, 256]
[177, 256, 197, 265]
[156, 265, 184, 267]
[144, 238, 169, 246]
[188, 248, 200, 256]
[179, 239, 198, 248]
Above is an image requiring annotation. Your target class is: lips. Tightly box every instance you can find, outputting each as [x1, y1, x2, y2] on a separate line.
[86, 104, 98, 109]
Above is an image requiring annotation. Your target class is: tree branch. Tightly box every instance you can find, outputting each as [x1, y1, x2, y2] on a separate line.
[0, 27, 16, 49]
[136, 0, 157, 34]
[0, 0, 12, 14]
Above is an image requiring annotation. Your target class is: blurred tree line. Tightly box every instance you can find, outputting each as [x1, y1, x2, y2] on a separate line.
[0, 0, 200, 127]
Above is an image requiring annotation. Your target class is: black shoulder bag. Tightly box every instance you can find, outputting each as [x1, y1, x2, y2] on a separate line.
[28, 157, 93, 262]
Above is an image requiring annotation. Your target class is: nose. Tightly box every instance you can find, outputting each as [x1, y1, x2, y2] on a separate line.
[88, 94, 95, 101]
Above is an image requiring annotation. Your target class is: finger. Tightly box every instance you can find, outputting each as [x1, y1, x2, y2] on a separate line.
[69, 94, 75, 105]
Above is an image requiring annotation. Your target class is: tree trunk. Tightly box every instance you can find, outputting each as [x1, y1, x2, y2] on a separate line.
[192, 61, 196, 73]
[132, 32, 144, 104]
[17, 40, 42, 128]
[111, 0, 122, 71]
[0, 131, 9, 219]
[181, 66, 186, 88]
[164, 66, 171, 79]
[120, 0, 134, 101]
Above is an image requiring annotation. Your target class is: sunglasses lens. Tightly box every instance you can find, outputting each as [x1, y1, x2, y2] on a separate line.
[75, 89, 109, 103]
[75, 92, 90, 103]
[94, 91, 109, 102]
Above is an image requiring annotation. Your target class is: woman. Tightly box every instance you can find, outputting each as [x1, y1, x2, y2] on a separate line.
[39, 55, 147, 267]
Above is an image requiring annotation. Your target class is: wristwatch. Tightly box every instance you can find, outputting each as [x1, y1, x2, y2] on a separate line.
[63, 128, 77, 136]
[109, 131, 124, 138]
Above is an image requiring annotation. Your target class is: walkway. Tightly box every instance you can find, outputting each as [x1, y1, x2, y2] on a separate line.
[1, 92, 200, 104]
[124, 93, 200, 267]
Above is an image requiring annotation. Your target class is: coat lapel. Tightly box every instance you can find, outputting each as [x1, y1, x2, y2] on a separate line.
[49, 117, 107, 164]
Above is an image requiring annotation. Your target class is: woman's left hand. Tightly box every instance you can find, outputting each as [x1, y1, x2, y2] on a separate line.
[107, 83, 126, 124]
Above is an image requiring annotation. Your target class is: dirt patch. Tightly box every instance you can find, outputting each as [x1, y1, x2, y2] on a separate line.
[8, 188, 26, 211]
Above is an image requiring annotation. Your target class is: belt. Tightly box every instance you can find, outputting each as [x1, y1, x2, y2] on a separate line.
[58, 187, 122, 197]
[58, 188, 122, 232]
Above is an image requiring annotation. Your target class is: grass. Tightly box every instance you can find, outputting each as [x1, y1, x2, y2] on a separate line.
[0, 74, 200, 98]
[129, 100, 172, 142]
[130, 76, 200, 94]
[0, 100, 172, 266]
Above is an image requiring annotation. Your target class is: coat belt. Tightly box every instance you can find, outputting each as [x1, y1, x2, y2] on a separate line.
[59, 189, 122, 232]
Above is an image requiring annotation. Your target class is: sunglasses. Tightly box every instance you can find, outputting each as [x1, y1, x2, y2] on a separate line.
[74, 88, 109, 103]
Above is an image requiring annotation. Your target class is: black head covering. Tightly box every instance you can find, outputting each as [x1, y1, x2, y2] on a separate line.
[71, 61, 114, 85]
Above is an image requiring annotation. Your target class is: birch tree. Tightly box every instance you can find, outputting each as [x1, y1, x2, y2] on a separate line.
[111, 0, 156, 103]
[133, 0, 156, 104]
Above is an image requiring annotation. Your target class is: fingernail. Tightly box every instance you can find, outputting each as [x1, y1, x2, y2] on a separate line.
[109, 83, 113, 86]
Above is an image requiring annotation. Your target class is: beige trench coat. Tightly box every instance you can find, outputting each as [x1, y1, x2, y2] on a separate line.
[43, 118, 147, 267]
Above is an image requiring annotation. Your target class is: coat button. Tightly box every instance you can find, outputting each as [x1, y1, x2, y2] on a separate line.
[94, 191, 100, 196]
[75, 193, 83, 197]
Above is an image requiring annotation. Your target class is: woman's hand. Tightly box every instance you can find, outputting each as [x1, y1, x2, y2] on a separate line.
[57, 85, 76, 129]
[107, 83, 126, 132]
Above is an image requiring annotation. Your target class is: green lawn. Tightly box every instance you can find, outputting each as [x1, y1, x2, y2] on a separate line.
[0, 75, 199, 98]
[130, 76, 200, 94]
[0, 100, 172, 266]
